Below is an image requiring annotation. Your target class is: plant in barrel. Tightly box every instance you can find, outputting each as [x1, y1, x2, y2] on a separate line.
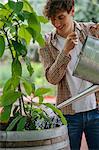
[0, 0, 67, 131]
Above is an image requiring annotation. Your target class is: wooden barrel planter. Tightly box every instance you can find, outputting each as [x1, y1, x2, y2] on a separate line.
[0, 125, 70, 150]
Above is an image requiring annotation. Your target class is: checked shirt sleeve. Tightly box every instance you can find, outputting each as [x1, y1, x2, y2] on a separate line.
[39, 45, 71, 85]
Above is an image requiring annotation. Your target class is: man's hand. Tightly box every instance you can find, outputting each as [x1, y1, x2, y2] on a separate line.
[63, 32, 78, 54]
[90, 23, 99, 38]
[95, 24, 99, 38]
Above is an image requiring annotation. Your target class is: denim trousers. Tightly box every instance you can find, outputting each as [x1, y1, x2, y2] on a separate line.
[65, 109, 99, 150]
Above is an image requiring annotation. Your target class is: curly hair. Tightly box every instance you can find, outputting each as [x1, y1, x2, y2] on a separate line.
[43, 0, 74, 19]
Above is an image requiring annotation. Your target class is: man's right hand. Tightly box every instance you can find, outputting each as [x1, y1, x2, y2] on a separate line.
[64, 32, 78, 54]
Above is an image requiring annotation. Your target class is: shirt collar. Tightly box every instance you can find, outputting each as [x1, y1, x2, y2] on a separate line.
[74, 21, 82, 31]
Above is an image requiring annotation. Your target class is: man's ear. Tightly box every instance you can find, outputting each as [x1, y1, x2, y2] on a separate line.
[71, 6, 75, 16]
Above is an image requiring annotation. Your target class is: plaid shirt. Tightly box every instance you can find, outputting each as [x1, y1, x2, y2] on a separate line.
[39, 21, 99, 115]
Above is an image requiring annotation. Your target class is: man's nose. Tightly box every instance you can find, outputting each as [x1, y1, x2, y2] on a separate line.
[54, 19, 61, 28]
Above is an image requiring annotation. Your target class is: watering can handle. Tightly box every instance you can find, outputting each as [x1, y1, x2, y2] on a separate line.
[57, 85, 99, 109]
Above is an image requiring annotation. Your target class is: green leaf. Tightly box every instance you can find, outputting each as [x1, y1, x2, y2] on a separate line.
[44, 103, 67, 125]
[15, 1, 23, 14]
[5, 20, 12, 28]
[38, 16, 48, 24]
[0, 35, 5, 57]
[18, 25, 32, 45]
[17, 13, 24, 21]
[17, 116, 27, 131]
[34, 87, 51, 97]
[11, 76, 20, 90]
[0, 3, 6, 9]
[23, 0, 34, 13]
[21, 11, 31, 19]
[0, 21, 4, 29]
[6, 115, 22, 131]
[39, 96, 44, 104]
[12, 40, 27, 56]
[36, 34, 45, 47]
[32, 82, 35, 93]
[12, 59, 22, 77]
[0, 105, 12, 123]
[26, 27, 37, 40]
[8, 1, 23, 14]
[24, 56, 34, 76]
[0, 90, 21, 107]
[0, 8, 11, 19]
[8, 0, 15, 9]
[27, 64, 34, 77]
[3, 77, 20, 94]
[28, 13, 41, 33]
[3, 78, 14, 94]
[23, 80, 32, 95]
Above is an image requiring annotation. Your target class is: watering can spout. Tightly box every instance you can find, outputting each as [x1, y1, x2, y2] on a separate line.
[57, 85, 99, 109]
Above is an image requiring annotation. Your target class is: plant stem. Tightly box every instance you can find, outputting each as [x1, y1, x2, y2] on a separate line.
[3, 28, 14, 60]
[18, 84, 29, 116]
[30, 98, 33, 116]
[18, 84, 22, 115]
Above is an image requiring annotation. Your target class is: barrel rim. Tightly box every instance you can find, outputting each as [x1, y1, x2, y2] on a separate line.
[0, 125, 68, 141]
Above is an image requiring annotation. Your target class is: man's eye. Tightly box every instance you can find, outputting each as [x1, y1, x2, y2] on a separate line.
[59, 16, 64, 19]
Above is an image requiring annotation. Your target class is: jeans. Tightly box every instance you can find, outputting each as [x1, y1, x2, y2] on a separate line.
[65, 109, 99, 150]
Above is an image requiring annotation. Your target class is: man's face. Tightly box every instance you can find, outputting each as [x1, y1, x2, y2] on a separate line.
[51, 10, 73, 37]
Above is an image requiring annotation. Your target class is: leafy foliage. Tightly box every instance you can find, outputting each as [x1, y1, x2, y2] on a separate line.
[0, 0, 66, 130]
[6, 102, 66, 131]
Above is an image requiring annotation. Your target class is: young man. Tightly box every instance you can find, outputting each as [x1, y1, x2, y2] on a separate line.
[39, 0, 99, 149]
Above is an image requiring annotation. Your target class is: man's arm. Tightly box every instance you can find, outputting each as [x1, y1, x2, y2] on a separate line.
[39, 45, 71, 85]
[80, 22, 99, 38]
[39, 31, 78, 85]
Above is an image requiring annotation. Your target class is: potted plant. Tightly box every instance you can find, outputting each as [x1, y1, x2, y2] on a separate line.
[0, 0, 70, 149]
